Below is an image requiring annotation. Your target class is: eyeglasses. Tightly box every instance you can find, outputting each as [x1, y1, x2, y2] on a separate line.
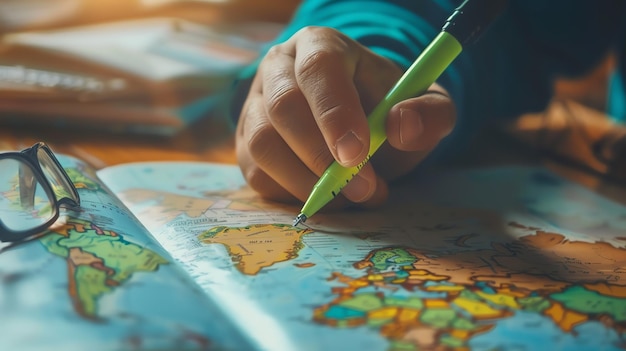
[0, 142, 80, 242]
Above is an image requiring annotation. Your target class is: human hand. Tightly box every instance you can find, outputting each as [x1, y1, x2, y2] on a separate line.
[236, 26, 456, 209]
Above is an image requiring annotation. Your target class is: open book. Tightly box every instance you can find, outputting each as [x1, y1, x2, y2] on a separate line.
[1, 155, 625, 351]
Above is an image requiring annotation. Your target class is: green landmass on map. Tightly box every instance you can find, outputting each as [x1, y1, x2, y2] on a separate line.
[65, 167, 102, 191]
[40, 218, 169, 319]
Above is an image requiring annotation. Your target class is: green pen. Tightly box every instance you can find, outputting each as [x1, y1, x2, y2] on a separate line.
[293, 0, 505, 226]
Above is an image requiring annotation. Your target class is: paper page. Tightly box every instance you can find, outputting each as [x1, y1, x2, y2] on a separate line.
[97, 161, 626, 351]
[0, 155, 253, 351]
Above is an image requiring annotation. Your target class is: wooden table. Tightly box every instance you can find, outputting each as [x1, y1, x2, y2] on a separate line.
[0, 115, 238, 169]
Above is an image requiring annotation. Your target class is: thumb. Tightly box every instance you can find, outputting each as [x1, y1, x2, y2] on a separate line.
[385, 85, 456, 152]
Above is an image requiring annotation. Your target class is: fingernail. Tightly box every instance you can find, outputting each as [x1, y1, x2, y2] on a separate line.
[335, 130, 364, 165]
[400, 108, 423, 145]
[342, 173, 373, 202]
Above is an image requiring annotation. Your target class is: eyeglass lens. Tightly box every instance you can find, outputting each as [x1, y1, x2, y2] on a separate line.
[0, 158, 56, 232]
[37, 146, 79, 203]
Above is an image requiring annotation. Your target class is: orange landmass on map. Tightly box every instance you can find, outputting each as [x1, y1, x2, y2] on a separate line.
[543, 301, 589, 332]
[584, 282, 626, 298]
[198, 224, 313, 275]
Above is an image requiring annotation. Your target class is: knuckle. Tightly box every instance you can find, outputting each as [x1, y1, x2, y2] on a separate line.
[296, 50, 330, 81]
[258, 44, 292, 73]
[296, 25, 341, 40]
[310, 146, 335, 175]
[246, 121, 278, 165]
[236, 140, 278, 199]
[296, 48, 347, 83]
[265, 82, 302, 121]
[315, 100, 344, 125]
[265, 42, 289, 58]
[265, 43, 281, 56]
[244, 166, 271, 194]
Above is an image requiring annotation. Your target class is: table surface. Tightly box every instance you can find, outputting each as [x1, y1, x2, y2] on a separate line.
[0, 115, 238, 168]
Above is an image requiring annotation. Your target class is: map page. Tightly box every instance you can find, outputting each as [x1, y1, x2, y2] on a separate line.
[0, 156, 254, 351]
[96, 161, 626, 351]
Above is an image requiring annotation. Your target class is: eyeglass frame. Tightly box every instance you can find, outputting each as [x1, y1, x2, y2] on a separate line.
[0, 142, 81, 242]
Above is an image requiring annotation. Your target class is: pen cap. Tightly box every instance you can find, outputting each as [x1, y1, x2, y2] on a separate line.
[442, 0, 507, 47]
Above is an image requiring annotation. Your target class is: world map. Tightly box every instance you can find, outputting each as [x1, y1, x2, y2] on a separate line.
[98, 162, 626, 351]
[6, 156, 623, 350]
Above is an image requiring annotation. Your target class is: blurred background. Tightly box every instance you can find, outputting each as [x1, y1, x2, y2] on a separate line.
[0, 0, 301, 135]
[0, 0, 301, 33]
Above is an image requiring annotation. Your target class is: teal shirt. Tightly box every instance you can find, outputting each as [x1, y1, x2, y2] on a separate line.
[239, 0, 626, 149]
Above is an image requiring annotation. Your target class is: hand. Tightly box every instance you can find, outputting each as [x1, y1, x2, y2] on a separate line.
[236, 26, 456, 209]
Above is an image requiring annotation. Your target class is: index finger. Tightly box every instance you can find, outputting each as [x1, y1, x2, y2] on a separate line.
[292, 27, 370, 168]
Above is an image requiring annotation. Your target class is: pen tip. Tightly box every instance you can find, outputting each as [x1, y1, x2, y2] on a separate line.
[293, 213, 307, 227]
